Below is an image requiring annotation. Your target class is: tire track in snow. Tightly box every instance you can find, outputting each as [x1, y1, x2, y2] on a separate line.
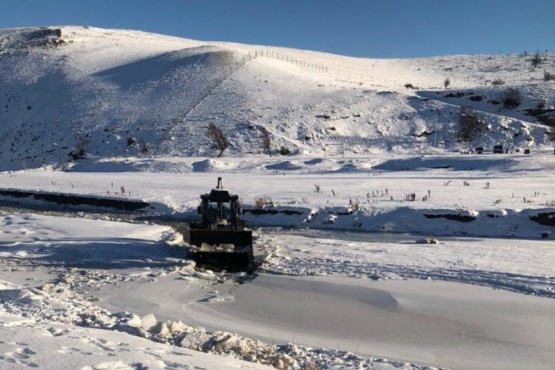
[261, 255, 555, 299]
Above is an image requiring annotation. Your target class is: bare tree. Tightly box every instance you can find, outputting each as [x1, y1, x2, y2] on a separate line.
[458, 105, 482, 144]
[206, 123, 230, 157]
[69, 133, 90, 160]
[259, 127, 272, 156]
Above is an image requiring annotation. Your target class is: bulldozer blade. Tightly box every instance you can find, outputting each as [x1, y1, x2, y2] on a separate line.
[181, 226, 255, 272]
[191, 251, 255, 273]
[184, 228, 253, 248]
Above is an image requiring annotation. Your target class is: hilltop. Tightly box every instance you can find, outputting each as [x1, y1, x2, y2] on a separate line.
[0, 25, 554, 171]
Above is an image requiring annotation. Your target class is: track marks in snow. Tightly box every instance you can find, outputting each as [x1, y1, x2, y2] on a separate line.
[257, 232, 555, 298]
[81, 361, 148, 370]
[0, 346, 39, 368]
[263, 254, 555, 298]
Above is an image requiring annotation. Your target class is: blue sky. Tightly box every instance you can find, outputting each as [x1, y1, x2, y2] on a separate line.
[1, 0, 553, 58]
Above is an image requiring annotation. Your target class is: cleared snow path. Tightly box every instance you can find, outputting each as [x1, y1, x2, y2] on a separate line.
[97, 272, 555, 370]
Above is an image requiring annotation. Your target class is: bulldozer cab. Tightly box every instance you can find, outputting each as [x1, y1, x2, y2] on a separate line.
[198, 177, 242, 230]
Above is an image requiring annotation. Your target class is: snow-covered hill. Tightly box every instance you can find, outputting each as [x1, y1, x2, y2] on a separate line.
[1, 26, 554, 171]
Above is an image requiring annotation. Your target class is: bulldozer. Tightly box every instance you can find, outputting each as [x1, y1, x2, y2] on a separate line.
[182, 177, 255, 272]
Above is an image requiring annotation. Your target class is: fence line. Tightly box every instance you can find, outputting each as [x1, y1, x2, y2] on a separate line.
[243, 49, 549, 90]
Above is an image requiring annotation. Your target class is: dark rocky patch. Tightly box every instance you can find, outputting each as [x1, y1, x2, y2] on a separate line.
[0, 188, 150, 211]
[245, 209, 303, 216]
[523, 108, 555, 117]
[423, 213, 476, 222]
[529, 212, 555, 226]
[444, 92, 471, 98]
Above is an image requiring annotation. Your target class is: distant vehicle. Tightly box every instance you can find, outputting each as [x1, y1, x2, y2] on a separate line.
[493, 145, 504, 154]
[475, 147, 484, 154]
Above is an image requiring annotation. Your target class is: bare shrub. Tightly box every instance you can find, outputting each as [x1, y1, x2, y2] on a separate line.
[404, 83, 415, 89]
[138, 138, 150, 154]
[502, 88, 522, 109]
[206, 123, 230, 157]
[491, 78, 505, 86]
[254, 197, 265, 209]
[348, 198, 360, 212]
[443, 78, 451, 88]
[254, 196, 272, 209]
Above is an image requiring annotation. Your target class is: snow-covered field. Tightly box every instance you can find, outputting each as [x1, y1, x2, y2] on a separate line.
[0, 25, 554, 370]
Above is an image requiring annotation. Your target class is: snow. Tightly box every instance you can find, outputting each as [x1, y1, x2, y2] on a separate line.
[0, 25, 554, 370]
[1, 157, 554, 369]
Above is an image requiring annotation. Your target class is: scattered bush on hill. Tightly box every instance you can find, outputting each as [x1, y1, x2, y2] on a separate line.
[280, 146, 291, 155]
[502, 88, 522, 109]
[491, 78, 505, 86]
[531, 51, 542, 68]
[443, 78, 451, 88]
[543, 70, 555, 82]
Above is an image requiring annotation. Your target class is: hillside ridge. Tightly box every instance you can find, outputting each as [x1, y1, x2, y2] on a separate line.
[0, 26, 554, 171]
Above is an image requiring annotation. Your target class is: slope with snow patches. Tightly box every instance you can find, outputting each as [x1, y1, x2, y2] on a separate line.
[0, 26, 554, 171]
